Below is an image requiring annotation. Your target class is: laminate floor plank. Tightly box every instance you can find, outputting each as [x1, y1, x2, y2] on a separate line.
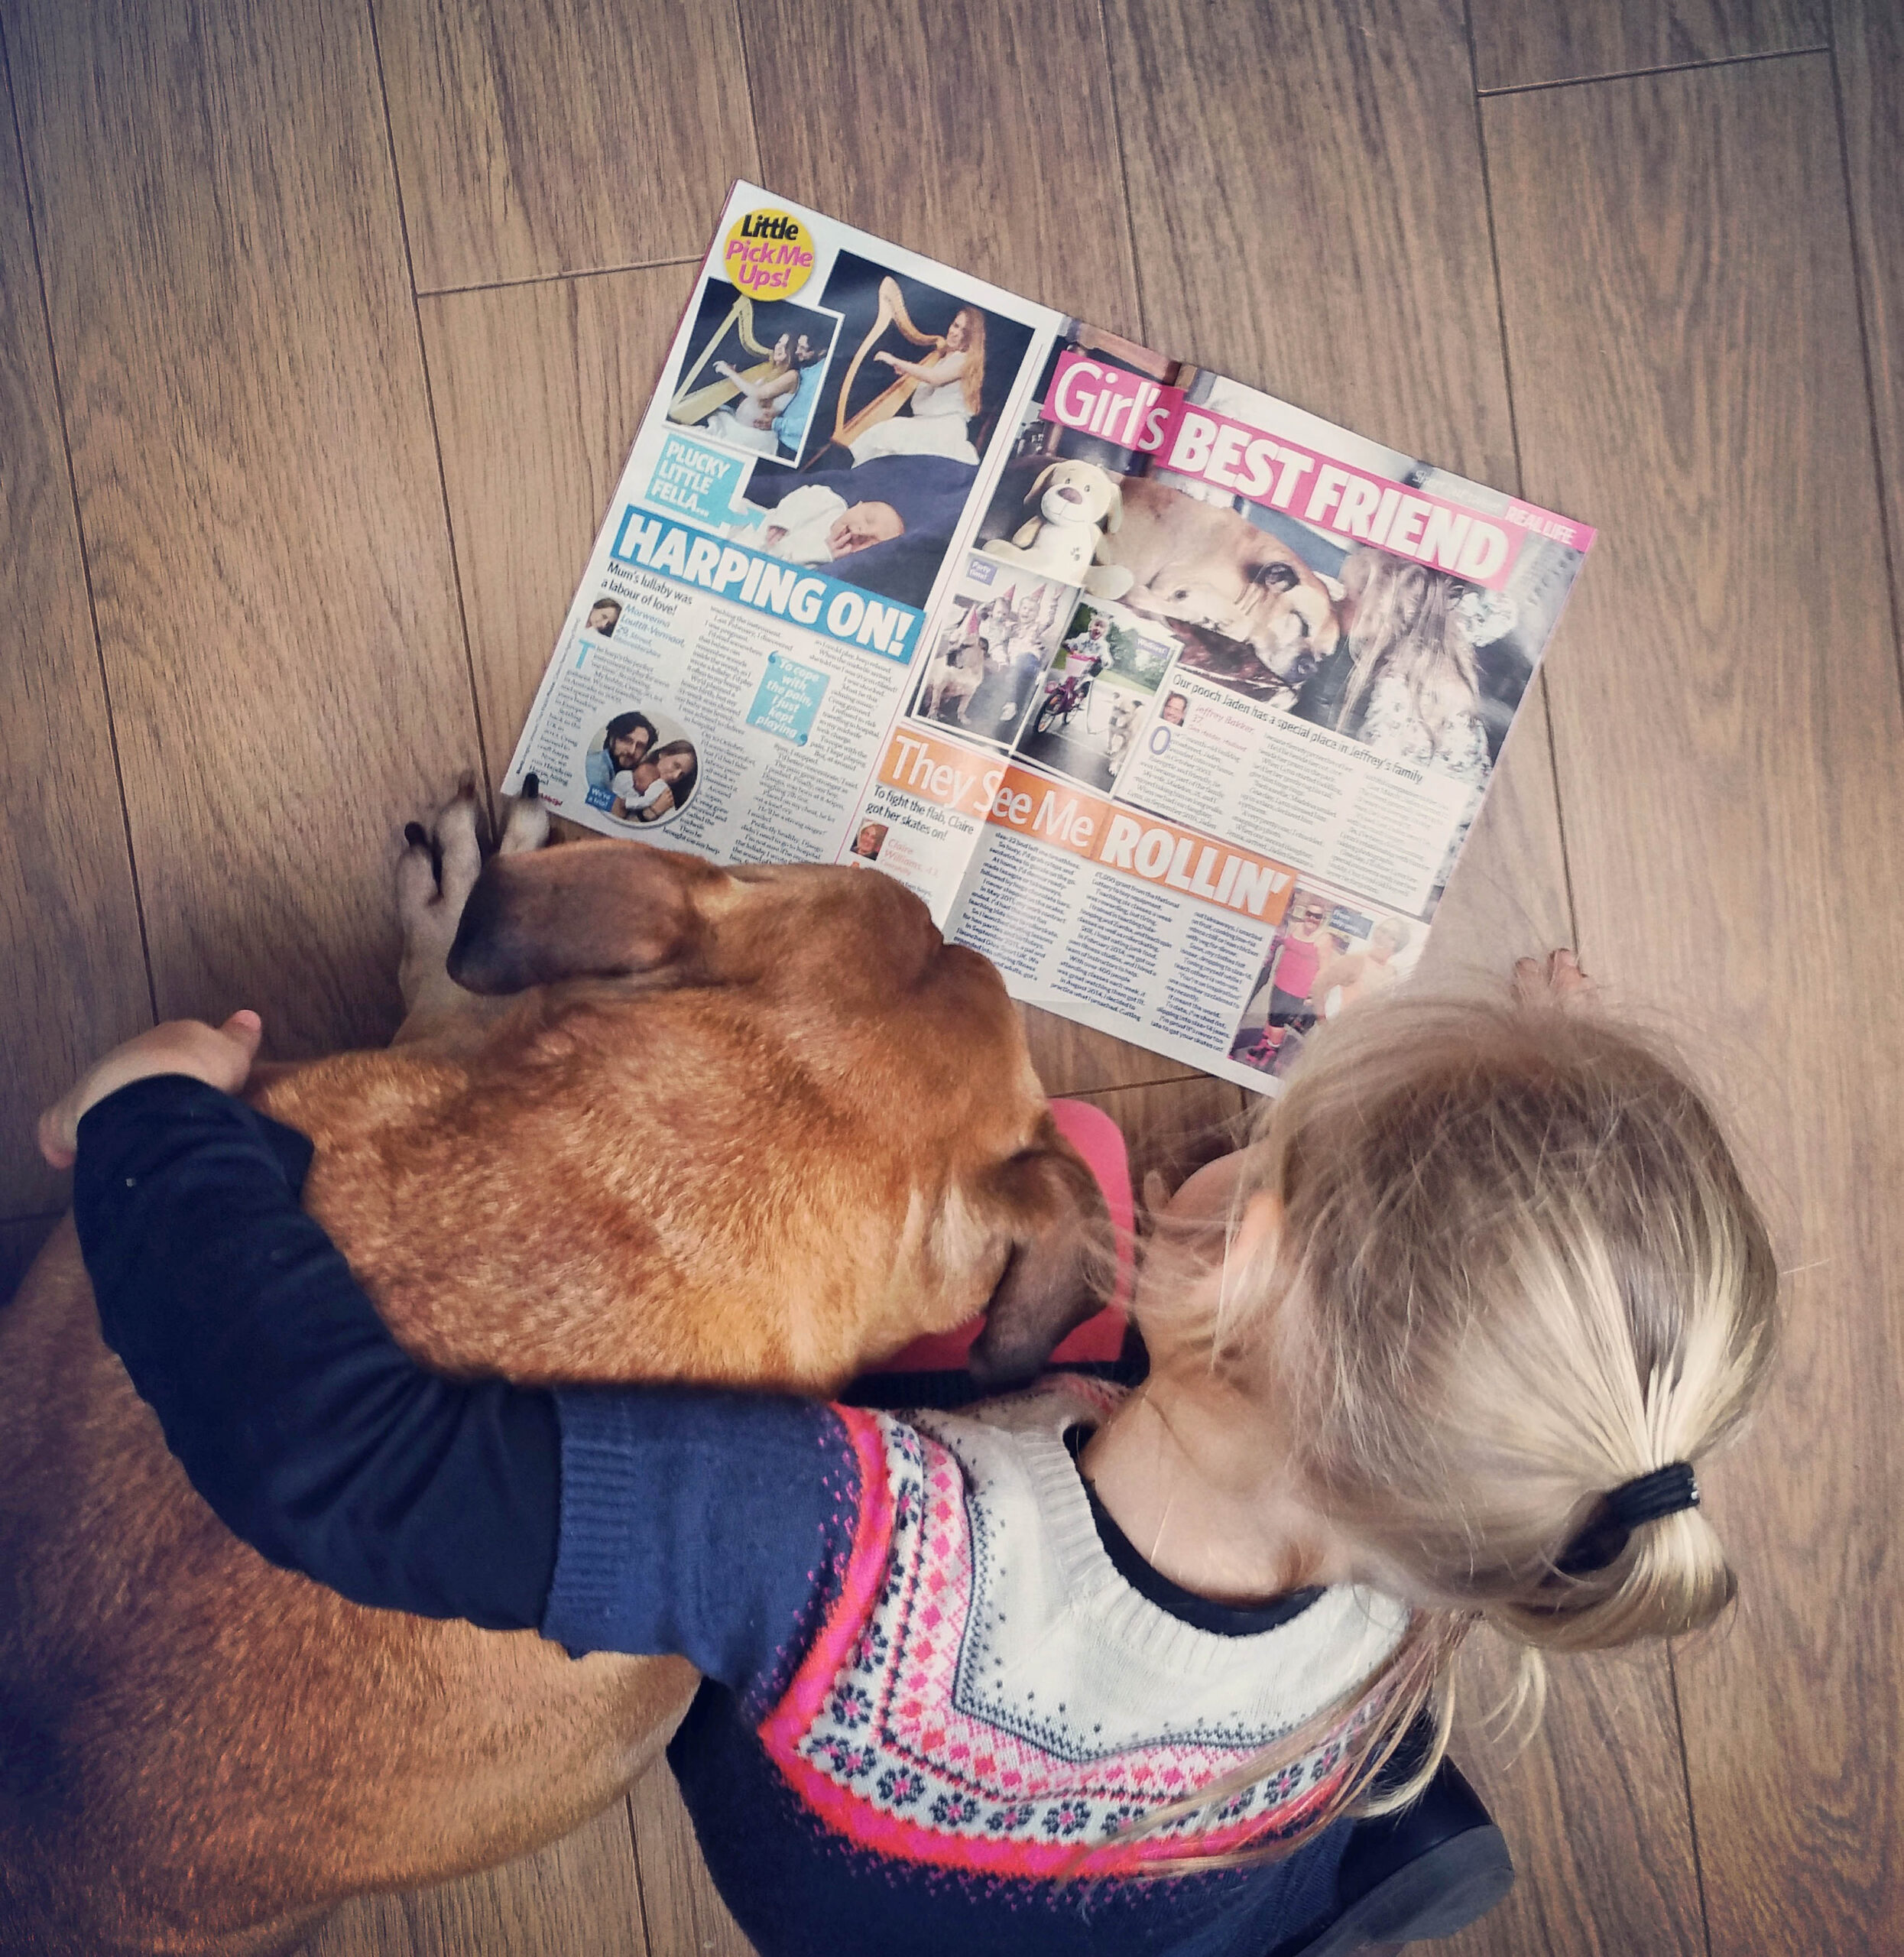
[738, 0, 1138, 329]
[420, 265, 696, 786]
[629, 1770, 755, 1957]
[1487, 54, 1904, 1955]
[1105, 0, 1519, 487]
[307, 1799, 650, 1957]
[1022, 1008, 1203, 1100]
[375, 0, 759, 294]
[0, 1214, 58, 1309]
[1470, 0, 1828, 92]
[1834, 0, 1904, 615]
[5, 0, 482, 1059]
[0, 70, 151, 1219]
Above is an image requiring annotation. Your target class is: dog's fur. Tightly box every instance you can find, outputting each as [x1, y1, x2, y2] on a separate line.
[0, 787, 1111, 1956]
[1090, 477, 1341, 691]
[984, 459, 1124, 583]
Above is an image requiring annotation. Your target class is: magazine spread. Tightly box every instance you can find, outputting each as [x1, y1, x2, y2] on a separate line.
[503, 183, 1594, 1093]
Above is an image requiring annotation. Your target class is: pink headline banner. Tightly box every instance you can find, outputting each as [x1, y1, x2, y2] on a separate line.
[1039, 349, 1594, 590]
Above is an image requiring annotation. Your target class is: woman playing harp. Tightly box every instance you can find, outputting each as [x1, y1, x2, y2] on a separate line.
[841, 284, 989, 466]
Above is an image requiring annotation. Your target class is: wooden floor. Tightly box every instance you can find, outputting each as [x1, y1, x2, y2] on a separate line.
[2, 2, 1899, 1952]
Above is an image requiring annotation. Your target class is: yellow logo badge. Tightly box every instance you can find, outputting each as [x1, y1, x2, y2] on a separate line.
[722, 208, 816, 300]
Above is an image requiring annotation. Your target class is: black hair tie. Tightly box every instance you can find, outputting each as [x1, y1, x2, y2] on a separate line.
[1556, 1462, 1700, 1577]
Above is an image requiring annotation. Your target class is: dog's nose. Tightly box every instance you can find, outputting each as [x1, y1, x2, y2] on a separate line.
[1056, 486, 1084, 503]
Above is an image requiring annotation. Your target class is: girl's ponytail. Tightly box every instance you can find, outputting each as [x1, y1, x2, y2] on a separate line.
[1242, 988, 1778, 1666]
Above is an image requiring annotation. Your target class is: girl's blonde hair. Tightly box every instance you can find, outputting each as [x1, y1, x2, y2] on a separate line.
[1130, 985, 1778, 1868]
[1335, 552, 1479, 757]
[949, 306, 987, 414]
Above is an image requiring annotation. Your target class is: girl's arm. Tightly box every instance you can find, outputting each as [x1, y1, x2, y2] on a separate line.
[715, 360, 795, 405]
[70, 1074, 864, 1690]
[876, 348, 966, 387]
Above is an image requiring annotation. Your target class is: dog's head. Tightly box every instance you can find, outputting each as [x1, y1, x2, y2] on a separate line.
[446, 841, 1113, 1391]
[1127, 551, 1341, 690]
[1028, 460, 1123, 534]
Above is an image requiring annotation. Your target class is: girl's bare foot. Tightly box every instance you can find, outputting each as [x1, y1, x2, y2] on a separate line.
[1513, 947, 1594, 1008]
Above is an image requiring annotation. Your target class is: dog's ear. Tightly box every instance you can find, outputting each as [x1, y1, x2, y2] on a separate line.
[968, 1118, 1117, 1389]
[1101, 475, 1124, 534]
[1026, 463, 1056, 504]
[447, 840, 725, 995]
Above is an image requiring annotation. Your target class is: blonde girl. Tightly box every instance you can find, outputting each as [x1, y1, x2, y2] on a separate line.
[1095, 955, 1776, 1864]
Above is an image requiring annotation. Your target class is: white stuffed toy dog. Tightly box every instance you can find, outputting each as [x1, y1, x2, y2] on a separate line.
[984, 459, 1123, 583]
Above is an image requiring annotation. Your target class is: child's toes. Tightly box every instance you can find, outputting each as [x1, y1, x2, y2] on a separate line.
[1514, 949, 1594, 1008]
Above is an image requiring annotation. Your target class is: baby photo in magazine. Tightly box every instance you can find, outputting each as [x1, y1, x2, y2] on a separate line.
[906, 554, 1069, 749]
[710, 252, 1034, 611]
[580, 708, 702, 828]
[1011, 602, 1175, 796]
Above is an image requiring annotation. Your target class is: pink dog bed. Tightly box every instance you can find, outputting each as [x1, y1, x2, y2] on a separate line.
[871, 1099, 1134, 1374]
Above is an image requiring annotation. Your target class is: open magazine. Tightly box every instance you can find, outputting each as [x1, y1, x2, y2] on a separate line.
[504, 183, 1594, 1094]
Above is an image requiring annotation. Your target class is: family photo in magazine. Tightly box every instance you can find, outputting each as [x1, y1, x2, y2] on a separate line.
[504, 185, 1593, 1093]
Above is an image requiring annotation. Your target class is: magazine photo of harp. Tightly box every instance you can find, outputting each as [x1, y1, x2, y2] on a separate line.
[803, 250, 1033, 474]
[667, 281, 843, 468]
[718, 252, 1040, 609]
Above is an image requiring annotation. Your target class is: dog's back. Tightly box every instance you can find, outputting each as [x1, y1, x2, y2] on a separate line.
[0, 840, 1109, 1955]
[0, 1230, 693, 1954]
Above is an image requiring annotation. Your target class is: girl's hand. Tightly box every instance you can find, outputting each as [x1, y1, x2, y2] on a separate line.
[37, 1011, 264, 1169]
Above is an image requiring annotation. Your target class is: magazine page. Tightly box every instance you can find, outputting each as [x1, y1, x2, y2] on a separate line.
[838, 322, 1184, 917]
[505, 191, 1594, 1096]
[843, 329, 1595, 1093]
[501, 184, 1067, 879]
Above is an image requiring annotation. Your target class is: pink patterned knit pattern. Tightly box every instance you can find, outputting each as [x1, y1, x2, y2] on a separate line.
[759, 1405, 1350, 1877]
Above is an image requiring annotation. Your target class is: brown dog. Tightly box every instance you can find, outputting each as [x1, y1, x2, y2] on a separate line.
[1091, 475, 1341, 695]
[0, 785, 1112, 1956]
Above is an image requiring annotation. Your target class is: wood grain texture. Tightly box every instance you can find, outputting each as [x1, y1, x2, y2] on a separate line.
[420, 263, 696, 782]
[5, 0, 482, 1060]
[1103, 0, 1572, 983]
[738, 0, 1139, 329]
[305, 1798, 650, 1957]
[1487, 55, 1904, 1954]
[1106, 0, 1519, 488]
[375, 0, 758, 293]
[0, 1214, 58, 1307]
[1835, 0, 1904, 636]
[629, 1768, 755, 1957]
[1471, 0, 1828, 91]
[0, 69, 151, 1219]
[1020, 1007, 1203, 1099]
[1442, 1642, 1705, 1956]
